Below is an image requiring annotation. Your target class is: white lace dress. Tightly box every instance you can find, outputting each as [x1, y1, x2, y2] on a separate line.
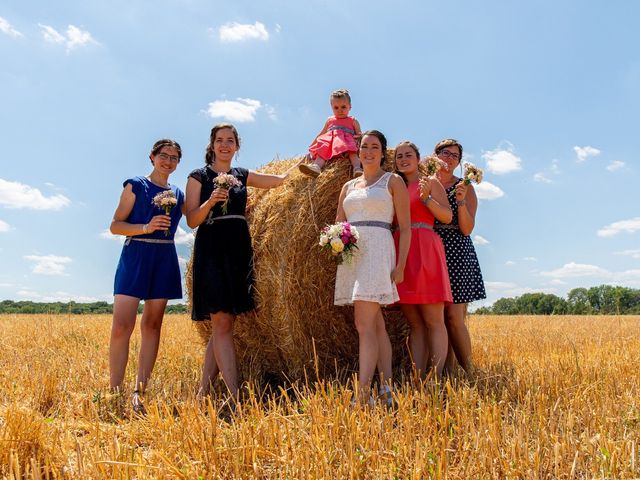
[334, 172, 399, 306]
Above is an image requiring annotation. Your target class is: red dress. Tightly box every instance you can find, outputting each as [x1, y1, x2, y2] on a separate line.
[309, 116, 358, 161]
[393, 181, 452, 304]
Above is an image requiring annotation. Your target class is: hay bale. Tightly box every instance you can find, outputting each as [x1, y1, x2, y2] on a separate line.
[187, 154, 410, 384]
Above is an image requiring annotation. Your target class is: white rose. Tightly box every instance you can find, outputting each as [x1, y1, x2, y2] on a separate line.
[319, 234, 329, 246]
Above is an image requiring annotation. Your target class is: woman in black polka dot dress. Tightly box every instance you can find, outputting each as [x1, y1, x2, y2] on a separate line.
[433, 139, 486, 372]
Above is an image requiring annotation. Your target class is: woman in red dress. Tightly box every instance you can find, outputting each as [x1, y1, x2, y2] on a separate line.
[393, 141, 453, 378]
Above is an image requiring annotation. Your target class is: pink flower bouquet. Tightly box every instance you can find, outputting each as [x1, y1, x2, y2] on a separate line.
[213, 173, 241, 214]
[319, 222, 360, 265]
[151, 190, 177, 236]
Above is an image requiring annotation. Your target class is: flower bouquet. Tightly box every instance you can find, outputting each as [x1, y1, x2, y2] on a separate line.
[319, 222, 360, 265]
[418, 155, 447, 178]
[213, 173, 241, 214]
[463, 162, 483, 185]
[151, 190, 177, 236]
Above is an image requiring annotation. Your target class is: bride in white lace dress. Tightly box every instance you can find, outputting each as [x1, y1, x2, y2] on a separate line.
[334, 130, 411, 403]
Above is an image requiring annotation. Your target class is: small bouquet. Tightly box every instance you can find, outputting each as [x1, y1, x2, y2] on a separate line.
[213, 173, 241, 214]
[418, 155, 447, 177]
[319, 222, 359, 265]
[151, 190, 177, 236]
[462, 162, 483, 185]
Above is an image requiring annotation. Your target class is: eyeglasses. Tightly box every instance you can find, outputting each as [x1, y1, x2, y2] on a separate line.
[156, 153, 180, 162]
[438, 149, 461, 161]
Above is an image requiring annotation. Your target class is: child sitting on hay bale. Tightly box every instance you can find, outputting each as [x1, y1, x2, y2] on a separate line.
[299, 88, 363, 178]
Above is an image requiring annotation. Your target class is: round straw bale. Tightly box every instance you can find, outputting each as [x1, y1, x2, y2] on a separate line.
[186, 154, 410, 385]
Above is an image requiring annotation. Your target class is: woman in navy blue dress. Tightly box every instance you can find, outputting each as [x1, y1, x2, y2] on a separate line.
[109, 139, 185, 414]
[186, 124, 299, 401]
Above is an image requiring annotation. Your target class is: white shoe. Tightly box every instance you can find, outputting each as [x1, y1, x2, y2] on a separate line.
[299, 163, 322, 178]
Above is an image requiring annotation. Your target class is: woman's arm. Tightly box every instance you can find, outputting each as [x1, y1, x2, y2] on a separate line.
[335, 183, 349, 223]
[422, 177, 452, 224]
[110, 183, 170, 236]
[247, 161, 300, 189]
[390, 174, 411, 284]
[455, 183, 478, 235]
[185, 177, 228, 228]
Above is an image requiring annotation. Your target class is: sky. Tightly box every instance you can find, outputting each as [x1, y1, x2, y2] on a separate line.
[1, 0, 639, 308]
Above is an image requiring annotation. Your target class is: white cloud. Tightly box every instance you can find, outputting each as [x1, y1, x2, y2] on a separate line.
[473, 235, 489, 245]
[24, 255, 72, 276]
[206, 98, 263, 123]
[0, 219, 11, 232]
[550, 159, 561, 174]
[0, 283, 14, 288]
[38, 24, 98, 52]
[100, 229, 125, 244]
[485, 281, 517, 291]
[573, 145, 600, 163]
[597, 217, 640, 238]
[0, 16, 23, 38]
[219, 21, 269, 43]
[540, 262, 609, 278]
[505, 260, 516, 266]
[475, 181, 504, 200]
[17, 290, 109, 302]
[549, 279, 567, 285]
[0, 178, 71, 210]
[606, 160, 625, 172]
[533, 172, 552, 184]
[482, 143, 522, 174]
[523, 257, 538, 262]
[275, 24, 282, 33]
[178, 256, 188, 271]
[615, 249, 640, 260]
[174, 226, 194, 245]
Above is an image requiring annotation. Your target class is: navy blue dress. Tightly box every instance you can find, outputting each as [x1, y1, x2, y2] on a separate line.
[189, 166, 256, 320]
[113, 176, 184, 300]
[434, 179, 486, 304]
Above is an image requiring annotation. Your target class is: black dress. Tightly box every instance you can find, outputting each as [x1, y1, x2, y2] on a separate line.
[434, 179, 486, 304]
[189, 166, 256, 320]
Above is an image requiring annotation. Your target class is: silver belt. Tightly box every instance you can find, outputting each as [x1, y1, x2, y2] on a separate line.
[204, 214, 246, 225]
[411, 222, 433, 230]
[434, 224, 459, 230]
[125, 237, 174, 245]
[350, 220, 392, 230]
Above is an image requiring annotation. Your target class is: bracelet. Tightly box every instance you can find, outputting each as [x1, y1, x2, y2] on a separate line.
[142, 223, 149, 234]
[422, 195, 432, 206]
[456, 199, 466, 207]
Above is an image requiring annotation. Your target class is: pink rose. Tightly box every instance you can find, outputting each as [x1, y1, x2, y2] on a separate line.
[341, 235, 350, 244]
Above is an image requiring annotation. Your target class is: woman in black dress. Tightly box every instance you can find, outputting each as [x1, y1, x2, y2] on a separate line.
[433, 139, 486, 373]
[186, 123, 299, 399]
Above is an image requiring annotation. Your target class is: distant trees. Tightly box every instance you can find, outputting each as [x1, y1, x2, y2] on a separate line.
[475, 285, 640, 315]
[0, 300, 189, 314]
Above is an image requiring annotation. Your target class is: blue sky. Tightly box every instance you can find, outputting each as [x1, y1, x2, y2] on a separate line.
[1, 0, 639, 307]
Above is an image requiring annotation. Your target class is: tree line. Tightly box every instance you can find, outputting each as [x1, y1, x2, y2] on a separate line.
[0, 300, 189, 315]
[475, 285, 640, 315]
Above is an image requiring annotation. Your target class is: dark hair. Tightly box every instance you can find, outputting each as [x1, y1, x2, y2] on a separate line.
[150, 139, 182, 159]
[434, 138, 463, 161]
[359, 130, 388, 166]
[205, 123, 241, 165]
[393, 141, 420, 184]
[330, 88, 351, 104]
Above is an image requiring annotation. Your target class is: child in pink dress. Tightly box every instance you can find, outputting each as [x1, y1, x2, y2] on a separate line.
[299, 89, 363, 178]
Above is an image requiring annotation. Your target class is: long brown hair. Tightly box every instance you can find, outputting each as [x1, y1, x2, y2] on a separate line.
[205, 123, 241, 165]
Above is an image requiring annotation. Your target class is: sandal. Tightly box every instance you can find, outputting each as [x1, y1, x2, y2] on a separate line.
[131, 390, 147, 416]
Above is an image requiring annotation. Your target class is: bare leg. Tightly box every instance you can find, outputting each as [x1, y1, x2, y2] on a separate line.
[444, 303, 472, 372]
[199, 332, 220, 396]
[348, 152, 361, 169]
[375, 309, 392, 384]
[354, 301, 381, 399]
[135, 299, 168, 392]
[210, 312, 238, 398]
[420, 303, 448, 377]
[109, 295, 139, 390]
[401, 304, 428, 378]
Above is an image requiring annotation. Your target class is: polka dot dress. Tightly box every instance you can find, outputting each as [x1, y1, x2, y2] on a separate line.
[434, 180, 486, 304]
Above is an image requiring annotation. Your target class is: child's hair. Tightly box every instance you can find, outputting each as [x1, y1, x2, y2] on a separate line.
[205, 123, 241, 165]
[434, 138, 463, 160]
[359, 130, 388, 166]
[330, 88, 351, 104]
[150, 139, 182, 160]
[394, 141, 420, 184]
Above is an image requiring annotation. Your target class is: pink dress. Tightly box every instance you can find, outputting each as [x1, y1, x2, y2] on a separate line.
[393, 181, 452, 304]
[309, 116, 358, 161]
